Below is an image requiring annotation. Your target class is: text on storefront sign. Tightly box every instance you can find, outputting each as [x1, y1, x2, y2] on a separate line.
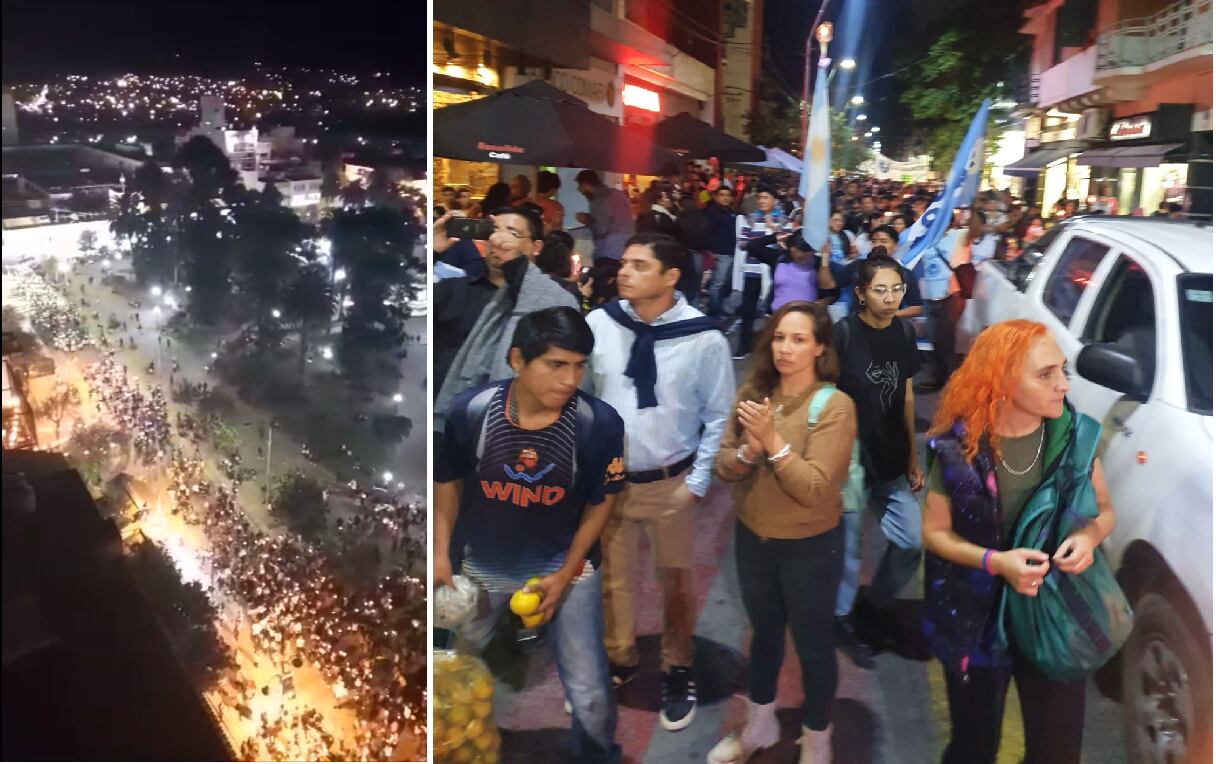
[1109, 116, 1152, 141]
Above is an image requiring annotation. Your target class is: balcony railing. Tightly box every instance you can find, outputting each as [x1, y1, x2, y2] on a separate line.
[1096, 0, 1212, 71]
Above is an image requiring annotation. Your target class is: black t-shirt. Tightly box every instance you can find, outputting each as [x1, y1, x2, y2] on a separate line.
[834, 313, 920, 482]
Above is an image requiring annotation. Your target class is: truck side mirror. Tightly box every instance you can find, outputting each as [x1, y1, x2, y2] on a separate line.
[1077, 343, 1150, 403]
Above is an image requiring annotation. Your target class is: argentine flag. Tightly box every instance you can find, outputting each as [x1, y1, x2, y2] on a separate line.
[798, 56, 832, 250]
[899, 99, 990, 270]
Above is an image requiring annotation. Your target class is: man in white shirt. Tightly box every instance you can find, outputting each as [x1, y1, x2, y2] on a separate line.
[584, 232, 735, 733]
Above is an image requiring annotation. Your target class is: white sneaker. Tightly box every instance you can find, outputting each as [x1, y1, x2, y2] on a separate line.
[798, 723, 832, 764]
[706, 699, 779, 763]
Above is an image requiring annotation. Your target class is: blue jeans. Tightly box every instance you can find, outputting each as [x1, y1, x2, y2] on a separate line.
[707, 253, 734, 318]
[836, 475, 923, 613]
[835, 510, 863, 617]
[456, 568, 620, 764]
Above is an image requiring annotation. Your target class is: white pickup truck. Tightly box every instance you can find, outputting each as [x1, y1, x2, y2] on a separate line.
[961, 216, 1213, 764]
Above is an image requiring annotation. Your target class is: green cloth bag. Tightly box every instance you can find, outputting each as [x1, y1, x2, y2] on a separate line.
[1000, 410, 1133, 682]
[807, 384, 866, 513]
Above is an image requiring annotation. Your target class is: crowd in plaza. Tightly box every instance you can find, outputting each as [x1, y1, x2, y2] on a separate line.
[84, 355, 172, 463]
[10, 261, 428, 762]
[431, 168, 1123, 764]
[8, 266, 91, 351]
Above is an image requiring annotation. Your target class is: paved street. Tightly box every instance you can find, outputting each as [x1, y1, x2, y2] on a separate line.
[478, 363, 1127, 764]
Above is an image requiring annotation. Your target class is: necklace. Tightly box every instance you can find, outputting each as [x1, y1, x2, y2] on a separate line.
[1000, 423, 1044, 476]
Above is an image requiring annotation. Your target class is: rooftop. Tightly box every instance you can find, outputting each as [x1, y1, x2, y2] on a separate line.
[1, 145, 126, 191]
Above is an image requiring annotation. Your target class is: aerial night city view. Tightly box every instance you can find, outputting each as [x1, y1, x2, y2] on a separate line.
[2, 1, 428, 761]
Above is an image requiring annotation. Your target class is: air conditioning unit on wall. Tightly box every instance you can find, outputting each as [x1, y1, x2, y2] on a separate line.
[1078, 107, 1111, 140]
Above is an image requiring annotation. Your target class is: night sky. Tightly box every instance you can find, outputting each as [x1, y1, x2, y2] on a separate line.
[2, 0, 427, 83]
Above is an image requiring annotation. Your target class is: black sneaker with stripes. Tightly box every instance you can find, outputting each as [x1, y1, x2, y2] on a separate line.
[659, 665, 696, 731]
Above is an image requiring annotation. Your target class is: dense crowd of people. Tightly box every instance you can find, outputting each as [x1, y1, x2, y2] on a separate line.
[84, 355, 172, 462]
[431, 168, 1126, 764]
[7, 266, 91, 351]
[7, 257, 429, 762]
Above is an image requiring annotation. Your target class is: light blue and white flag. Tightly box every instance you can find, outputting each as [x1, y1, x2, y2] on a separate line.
[899, 99, 990, 270]
[798, 57, 831, 250]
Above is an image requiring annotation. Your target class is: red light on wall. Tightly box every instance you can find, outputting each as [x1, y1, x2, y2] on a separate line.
[622, 84, 660, 112]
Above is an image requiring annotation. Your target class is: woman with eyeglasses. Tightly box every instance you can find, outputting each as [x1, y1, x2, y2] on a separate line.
[830, 253, 925, 664]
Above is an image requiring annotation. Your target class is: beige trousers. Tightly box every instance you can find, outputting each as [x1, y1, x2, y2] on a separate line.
[600, 471, 696, 671]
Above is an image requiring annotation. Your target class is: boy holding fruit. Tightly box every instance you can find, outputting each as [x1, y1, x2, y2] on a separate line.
[434, 307, 626, 764]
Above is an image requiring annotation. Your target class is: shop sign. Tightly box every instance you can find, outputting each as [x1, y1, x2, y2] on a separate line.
[548, 69, 611, 107]
[476, 141, 525, 160]
[622, 84, 661, 112]
[1110, 115, 1152, 141]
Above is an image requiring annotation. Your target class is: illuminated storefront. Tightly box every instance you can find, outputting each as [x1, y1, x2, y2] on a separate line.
[1077, 105, 1204, 217]
[431, 25, 502, 205]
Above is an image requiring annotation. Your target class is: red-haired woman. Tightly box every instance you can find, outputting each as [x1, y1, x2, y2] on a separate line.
[922, 319, 1115, 764]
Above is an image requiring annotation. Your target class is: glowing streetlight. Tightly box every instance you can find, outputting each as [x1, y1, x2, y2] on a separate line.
[151, 285, 163, 297]
[857, 113, 868, 121]
[815, 22, 834, 45]
[392, 393, 403, 403]
[271, 308, 282, 319]
[839, 58, 856, 70]
[382, 471, 394, 484]
[320, 345, 334, 360]
[333, 267, 347, 282]
[851, 95, 865, 106]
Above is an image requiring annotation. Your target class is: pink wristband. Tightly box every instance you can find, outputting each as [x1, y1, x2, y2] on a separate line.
[981, 549, 995, 575]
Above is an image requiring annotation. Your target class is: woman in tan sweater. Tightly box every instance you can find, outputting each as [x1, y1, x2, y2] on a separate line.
[707, 300, 857, 764]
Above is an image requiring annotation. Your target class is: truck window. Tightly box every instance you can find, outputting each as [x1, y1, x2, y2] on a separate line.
[1043, 235, 1110, 326]
[1083, 256, 1156, 388]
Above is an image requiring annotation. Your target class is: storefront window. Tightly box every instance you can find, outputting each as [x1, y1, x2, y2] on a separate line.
[1160, 163, 1188, 205]
[1068, 160, 1091, 204]
[1042, 158, 1069, 212]
[1118, 168, 1139, 214]
[1138, 165, 1167, 216]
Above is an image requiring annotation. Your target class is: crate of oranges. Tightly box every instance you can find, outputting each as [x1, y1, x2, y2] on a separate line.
[433, 650, 500, 763]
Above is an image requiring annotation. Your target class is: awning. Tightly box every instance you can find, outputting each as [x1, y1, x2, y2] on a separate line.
[1076, 143, 1186, 168]
[1001, 140, 1088, 177]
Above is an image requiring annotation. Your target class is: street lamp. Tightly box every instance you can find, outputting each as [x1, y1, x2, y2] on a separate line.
[801, 20, 835, 145]
[851, 95, 865, 106]
[271, 308, 282, 319]
[857, 113, 868, 121]
[151, 285, 163, 298]
[839, 58, 856, 70]
[382, 470, 393, 484]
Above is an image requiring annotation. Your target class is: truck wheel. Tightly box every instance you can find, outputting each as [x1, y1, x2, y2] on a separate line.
[1121, 591, 1212, 764]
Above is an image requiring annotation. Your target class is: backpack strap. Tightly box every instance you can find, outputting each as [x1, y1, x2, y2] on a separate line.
[466, 386, 498, 462]
[807, 383, 838, 427]
[836, 315, 852, 361]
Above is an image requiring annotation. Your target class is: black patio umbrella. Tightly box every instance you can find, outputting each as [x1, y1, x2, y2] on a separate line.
[434, 80, 682, 176]
[652, 112, 766, 162]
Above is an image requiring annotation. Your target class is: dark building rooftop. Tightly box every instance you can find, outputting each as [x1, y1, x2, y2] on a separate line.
[2, 450, 233, 761]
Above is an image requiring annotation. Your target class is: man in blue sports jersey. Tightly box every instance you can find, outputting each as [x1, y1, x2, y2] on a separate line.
[434, 306, 625, 764]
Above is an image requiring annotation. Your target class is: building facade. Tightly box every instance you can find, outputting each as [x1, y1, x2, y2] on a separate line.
[432, 0, 732, 226]
[1007, 0, 1211, 218]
